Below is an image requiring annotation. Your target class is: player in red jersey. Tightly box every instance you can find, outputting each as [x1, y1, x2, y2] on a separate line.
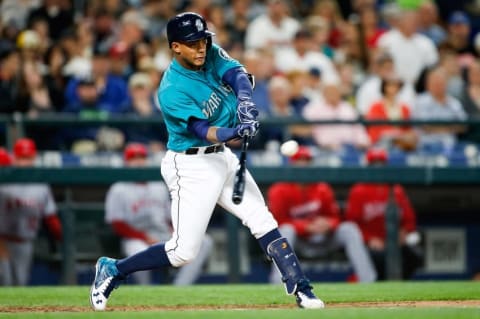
[267, 146, 377, 283]
[345, 148, 423, 280]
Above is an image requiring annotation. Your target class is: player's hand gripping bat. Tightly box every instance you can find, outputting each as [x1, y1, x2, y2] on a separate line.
[232, 136, 249, 204]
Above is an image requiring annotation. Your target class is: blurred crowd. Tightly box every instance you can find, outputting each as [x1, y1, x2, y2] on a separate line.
[1, 0, 480, 155]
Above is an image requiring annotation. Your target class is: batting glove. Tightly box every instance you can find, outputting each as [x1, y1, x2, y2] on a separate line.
[237, 100, 259, 124]
[237, 121, 259, 138]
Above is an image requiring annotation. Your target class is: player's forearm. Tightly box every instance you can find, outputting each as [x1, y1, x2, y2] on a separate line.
[111, 221, 149, 241]
[207, 126, 222, 143]
[44, 215, 62, 241]
[188, 118, 237, 143]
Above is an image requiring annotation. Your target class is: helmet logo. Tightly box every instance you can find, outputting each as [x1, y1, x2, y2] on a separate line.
[196, 19, 204, 31]
[181, 20, 191, 26]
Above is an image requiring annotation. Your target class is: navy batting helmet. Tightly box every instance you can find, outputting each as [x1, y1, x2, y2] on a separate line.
[166, 12, 214, 48]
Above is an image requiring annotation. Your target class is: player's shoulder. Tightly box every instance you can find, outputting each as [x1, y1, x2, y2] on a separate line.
[349, 183, 370, 193]
[23, 183, 52, 193]
[208, 43, 240, 65]
[107, 182, 133, 194]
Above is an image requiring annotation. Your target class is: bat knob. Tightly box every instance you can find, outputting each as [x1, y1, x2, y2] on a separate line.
[232, 196, 242, 204]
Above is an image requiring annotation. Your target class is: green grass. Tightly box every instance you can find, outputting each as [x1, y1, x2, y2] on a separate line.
[0, 281, 479, 319]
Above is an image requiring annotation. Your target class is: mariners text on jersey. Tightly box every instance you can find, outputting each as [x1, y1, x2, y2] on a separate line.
[157, 43, 242, 152]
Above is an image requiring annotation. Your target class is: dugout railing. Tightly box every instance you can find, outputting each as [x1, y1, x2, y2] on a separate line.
[1, 114, 480, 284]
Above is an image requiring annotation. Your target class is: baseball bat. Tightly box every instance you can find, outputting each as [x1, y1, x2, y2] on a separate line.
[232, 136, 249, 204]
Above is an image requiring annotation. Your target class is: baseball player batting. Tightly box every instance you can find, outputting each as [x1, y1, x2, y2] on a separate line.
[0, 138, 62, 286]
[90, 12, 324, 310]
[105, 143, 213, 285]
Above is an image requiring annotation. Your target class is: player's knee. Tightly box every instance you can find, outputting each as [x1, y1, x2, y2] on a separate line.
[248, 210, 278, 239]
[167, 249, 198, 267]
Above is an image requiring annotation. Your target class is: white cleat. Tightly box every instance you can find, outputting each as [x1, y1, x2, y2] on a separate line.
[294, 279, 325, 309]
[89, 257, 122, 311]
[295, 290, 326, 309]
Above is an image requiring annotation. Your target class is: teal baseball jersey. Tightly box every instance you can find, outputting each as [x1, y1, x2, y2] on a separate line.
[157, 44, 243, 151]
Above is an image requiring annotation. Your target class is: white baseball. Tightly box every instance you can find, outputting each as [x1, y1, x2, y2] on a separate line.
[280, 140, 299, 157]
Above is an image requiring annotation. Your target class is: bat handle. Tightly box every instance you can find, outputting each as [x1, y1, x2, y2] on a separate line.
[232, 136, 249, 204]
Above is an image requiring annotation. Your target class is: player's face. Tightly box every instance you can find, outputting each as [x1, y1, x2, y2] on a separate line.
[172, 38, 208, 70]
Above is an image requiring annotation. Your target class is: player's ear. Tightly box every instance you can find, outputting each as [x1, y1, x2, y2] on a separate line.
[171, 42, 181, 54]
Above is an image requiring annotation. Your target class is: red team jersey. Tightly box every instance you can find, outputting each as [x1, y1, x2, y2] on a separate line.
[344, 183, 416, 242]
[267, 182, 340, 237]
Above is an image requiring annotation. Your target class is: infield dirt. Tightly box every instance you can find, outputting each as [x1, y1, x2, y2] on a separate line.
[1, 300, 479, 313]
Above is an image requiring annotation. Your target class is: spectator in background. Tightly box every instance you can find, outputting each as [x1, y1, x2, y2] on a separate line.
[116, 9, 149, 49]
[262, 75, 308, 145]
[140, 0, 174, 42]
[1, 0, 41, 31]
[75, 18, 95, 62]
[105, 143, 213, 285]
[377, 8, 438, 85]
[64, 50, 129, 114]
[245, 0, 300, 50]
[0, 47, 20, 114]
[62, 76, 125, 153]
[16, 61, 55, 115]
[413, 67, 467, 150]
[267, 146, 377, 283]
[365, 75, 418, 151]
[44, 44, 67, 112]
[345, 148, 424, 280]
[444, 11, 477, 68]
[123, 73, 166, 152]
[58, 27, 92, 80]
[274, 29, 339, 84]
[16, 29, 43, 66]
[356, 51, 416, 115]
[109, 41, 132, 80]
[242, 49, 275, 118]
[358, 5, 386, 50]
[417, 0, 447, 46]
[303, 67, 324, 104]
[29, 17, 51, 56]
[208, 4, 231, 48]
[303, 81, 370, 151]
[91, 8, 118, 55]
[438, 46, 465, 99]
[225, 0, 254, 48]
[27, 0, 74, 41]
[459, 61, 480, 143]
[311, 0, 344, 49]
[286, 70, 310, 115]
[304, 15, 334, 59]
[0, 138, 62, 286]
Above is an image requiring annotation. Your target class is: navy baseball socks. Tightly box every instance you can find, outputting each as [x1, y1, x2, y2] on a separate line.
[90, 243, 171, 311]
[259, 229, 325, 309]
[90, 232, 324, 310]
